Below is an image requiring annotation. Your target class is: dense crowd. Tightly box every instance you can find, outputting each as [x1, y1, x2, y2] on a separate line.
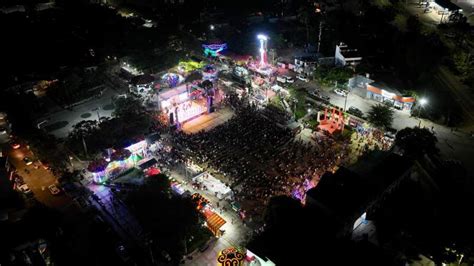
[171, 98, 352, 219]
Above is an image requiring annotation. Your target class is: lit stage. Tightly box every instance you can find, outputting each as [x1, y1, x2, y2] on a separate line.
[158, 83, 209, 124]
[181, 107, 234, 134]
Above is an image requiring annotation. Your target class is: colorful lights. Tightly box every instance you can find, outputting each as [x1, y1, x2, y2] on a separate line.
[178, 60, 205, 72]
[202, 42, 227, 57]
[161, 73, 184, 88]
[257, 34, 268, 66]
[202, 64, 218, 81]
[88, 141, 147, 184]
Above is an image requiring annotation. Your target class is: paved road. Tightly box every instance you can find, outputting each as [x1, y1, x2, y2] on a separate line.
[87, 184, 146, 244]
[9, 146, 71, 209]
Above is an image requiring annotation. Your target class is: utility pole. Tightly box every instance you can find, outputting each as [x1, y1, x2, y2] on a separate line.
[344, 93, 349, 112]
[82, 135, 88, 157]
[317, 20, 323, 53]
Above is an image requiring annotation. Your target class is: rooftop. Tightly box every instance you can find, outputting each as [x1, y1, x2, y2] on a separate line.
[307, 151, 413, 221]
[434, 0, 462, 11]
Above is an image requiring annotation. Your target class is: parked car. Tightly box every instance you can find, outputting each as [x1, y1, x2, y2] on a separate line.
[284, 76, 294, 83]
[296, 74, 309, 82]
[73, 197, 89, 210]
[347, 107, 365, 118]
[161, 251, 172, 262]
[10, 141, 20, 149]
[384, 128, 397, 140]
[334, 88, 348, 96]
[308, 90, 321, 98]
[14, 174, 24, 185]
[48, 184, 61, 195]
[18, 184, 32, 194]
[115, 244, 131, 262]
[276, 76, 286, 83]
[23, 157, 33, 166]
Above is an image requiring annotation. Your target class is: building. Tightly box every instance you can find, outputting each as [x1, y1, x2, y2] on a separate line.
[305, 151, 414, 238]
[0, 112, 12, 144]
[294, 56, 318, 74]
[335, 42, 363, 67]
[366, 82, 415, 110]
[430, 0, 462, 16]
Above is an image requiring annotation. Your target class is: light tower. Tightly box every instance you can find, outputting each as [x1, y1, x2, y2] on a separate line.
[257, 34, 268, 67]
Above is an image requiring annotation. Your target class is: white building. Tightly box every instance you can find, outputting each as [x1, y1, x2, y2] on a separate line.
[335, 42, 362, 67]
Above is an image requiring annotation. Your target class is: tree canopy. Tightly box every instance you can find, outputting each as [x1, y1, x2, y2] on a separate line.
[367, 104, 394, 129]
[395, 127, 439, 159]
[126, 174, 209, 261]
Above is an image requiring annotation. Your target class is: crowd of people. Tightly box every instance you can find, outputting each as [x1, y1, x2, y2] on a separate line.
[171, 98, 352, 220]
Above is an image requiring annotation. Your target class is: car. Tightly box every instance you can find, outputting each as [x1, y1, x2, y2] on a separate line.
[161, 251, 172, 262]
[347, 107, 364, 118]
[10, 142, 20, 149]
[18, 184, 32, 194]
[284, 76, 294, 83]
[320, 95, 330, 101]
[276, 76, 286, 83]
[115, 244, 131, 262]
[384, 128, 397, 140]
[334, 88, 348, 97]
[14, 174, 24, 185]
[309, 90, 321, 98]
[48, 184, 61, 195]
[23, 157, 33, 166]
[73, 197, 89, 210]
[296, 74, 309, 82]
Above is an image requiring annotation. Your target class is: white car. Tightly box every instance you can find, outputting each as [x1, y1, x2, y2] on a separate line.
[276, 76, 287, 83]
[296, 74, 309, 82]
[334, 88, 348, 97]
[48, 184, 61, 195]
[284, 76, 294, 83]
[18, 184, 32, 194]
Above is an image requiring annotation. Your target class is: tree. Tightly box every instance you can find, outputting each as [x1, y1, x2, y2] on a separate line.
[395, 127, 439, 158]
[367, 104, 394, 129]
[112, 96, 146, 119]
[29, 131, 70, 175]
[126, 174, 208, 261]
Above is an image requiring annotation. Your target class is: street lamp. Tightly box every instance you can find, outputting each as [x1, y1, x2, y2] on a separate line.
[343, 84, 351, 112]
[417, 97, 428, 127]
[419, 98, 428, 106]
[210, 24, 215, 30]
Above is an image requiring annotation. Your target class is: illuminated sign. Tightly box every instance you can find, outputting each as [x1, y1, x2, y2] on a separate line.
[381, 90, 395, 99]
[217, 247, 245, 266]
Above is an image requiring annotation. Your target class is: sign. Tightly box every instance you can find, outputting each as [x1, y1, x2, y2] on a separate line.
[381, 90, 395, 99]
